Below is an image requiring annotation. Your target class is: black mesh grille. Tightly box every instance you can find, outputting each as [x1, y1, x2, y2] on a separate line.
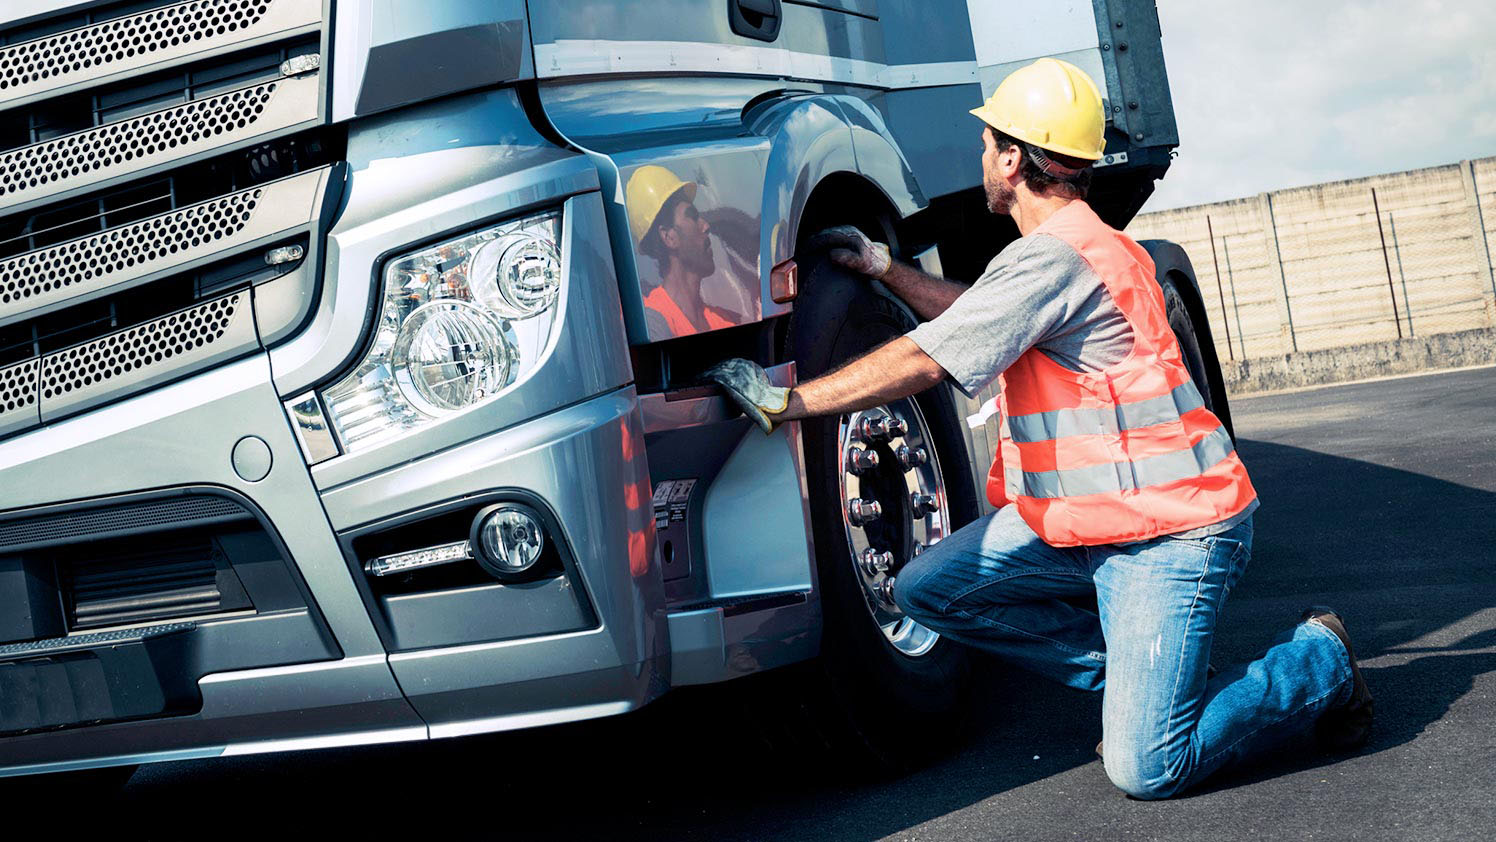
[0, 494, 249, 551]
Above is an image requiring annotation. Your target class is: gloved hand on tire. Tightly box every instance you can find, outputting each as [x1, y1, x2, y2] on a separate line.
[807, 225, 892, 280]
[705, 358, 790, 434]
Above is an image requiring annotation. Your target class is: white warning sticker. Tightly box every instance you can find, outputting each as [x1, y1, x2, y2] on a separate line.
[652, 478, 697, 529]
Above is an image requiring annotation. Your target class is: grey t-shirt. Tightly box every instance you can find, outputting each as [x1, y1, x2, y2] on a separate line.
[907, 233, 1132, 390]
[905, 232, 1255, 539]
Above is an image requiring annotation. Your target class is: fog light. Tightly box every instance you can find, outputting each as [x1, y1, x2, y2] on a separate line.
[473, 504, 546, 577]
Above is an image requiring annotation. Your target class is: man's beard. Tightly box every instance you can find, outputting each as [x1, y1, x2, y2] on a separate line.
[685, 237, 716, 277]
[985, 175, 1015, 215]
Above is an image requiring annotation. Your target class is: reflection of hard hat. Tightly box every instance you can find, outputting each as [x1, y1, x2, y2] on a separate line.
[969, 58, 1106, 161]
[625, 165, 698, 244]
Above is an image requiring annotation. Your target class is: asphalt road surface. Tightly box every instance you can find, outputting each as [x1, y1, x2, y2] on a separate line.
[21, 366, 1496, 841]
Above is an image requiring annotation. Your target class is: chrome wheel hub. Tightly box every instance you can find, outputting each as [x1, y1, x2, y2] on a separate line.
[838, 398, 949, 658]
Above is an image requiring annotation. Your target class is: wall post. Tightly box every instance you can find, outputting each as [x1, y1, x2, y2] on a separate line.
[1370, 187, 1403, 339]
[1222, 236, 1247, 359]
[1458, 159, 1496, 325]
[1205, 214, 1234, 360]
[1257, 191, 1297, 352]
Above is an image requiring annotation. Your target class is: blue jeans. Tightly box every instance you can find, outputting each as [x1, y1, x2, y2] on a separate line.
[894, 505, 1353, 799]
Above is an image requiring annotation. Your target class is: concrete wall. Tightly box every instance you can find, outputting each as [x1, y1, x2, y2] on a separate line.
[1220, 327, 1495, 394]
[1127, 158, 1496, 371]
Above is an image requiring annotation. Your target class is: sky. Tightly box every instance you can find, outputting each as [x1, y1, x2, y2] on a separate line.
[1142, 0, 1496, 212]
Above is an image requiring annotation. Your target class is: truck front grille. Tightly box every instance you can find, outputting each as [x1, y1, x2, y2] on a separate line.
[0, 0, 334, 436]
[38, 290, 253, 416]
[0, 71, 319, 215]
[0, 0, 321, 110]
[0, 168, 323, 323]
[0, 359, 37, 436]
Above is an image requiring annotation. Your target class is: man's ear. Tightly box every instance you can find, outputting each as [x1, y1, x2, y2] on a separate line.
[660, 225, 679, 249]
[999, 144, 1023, 180]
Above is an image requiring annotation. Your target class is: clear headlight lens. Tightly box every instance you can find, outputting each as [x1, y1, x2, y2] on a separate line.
[469, 231, 563, 318]
[391, 300, 514, 414]
[323, 210, 562, 452]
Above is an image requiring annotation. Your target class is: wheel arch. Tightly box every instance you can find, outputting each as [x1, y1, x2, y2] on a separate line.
[1137, 238, 1236, 436]
[795, 170, 906, 254]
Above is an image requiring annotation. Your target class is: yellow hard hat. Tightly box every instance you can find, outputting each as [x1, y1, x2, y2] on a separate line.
[970, 58, 1106, 161]
[625, 165, 698, 244]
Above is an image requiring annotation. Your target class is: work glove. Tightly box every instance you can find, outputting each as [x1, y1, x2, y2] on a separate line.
[807, 225, 892, 279]
[704, 358, 790, 434]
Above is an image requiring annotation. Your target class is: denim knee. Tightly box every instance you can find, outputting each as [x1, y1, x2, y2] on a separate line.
[1102, 747, 1189, 801]
[892, 559, 943, 620]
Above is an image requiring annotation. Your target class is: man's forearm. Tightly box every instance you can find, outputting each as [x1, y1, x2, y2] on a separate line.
[879, 261, 970, 321]
[779, 337, 947, 421]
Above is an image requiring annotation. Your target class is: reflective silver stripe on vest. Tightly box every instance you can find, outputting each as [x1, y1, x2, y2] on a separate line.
[1006, 425, 1237, 499]
[1007, 381, 1207, 443]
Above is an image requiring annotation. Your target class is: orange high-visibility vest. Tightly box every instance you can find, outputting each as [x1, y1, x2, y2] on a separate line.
[644, 286, 736, 334]
[985, 202, 1256, 546]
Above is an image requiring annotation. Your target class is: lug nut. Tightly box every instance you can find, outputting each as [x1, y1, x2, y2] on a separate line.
[847, 447, 880, 474]
[875, 577, 898, 606]
[859, 548, 894, 576]
[912, 542, 925, 557]
[896, 445, 927, 470]
[857, 414, 907, 444]
[848, 498, 882, 526]
[910, 492, 938, 516]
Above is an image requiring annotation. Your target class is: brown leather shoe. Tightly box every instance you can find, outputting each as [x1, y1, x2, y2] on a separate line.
[1302, 606, 1374, 751]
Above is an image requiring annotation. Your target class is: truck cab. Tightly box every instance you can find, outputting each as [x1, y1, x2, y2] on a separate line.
[0, 0, 1227, 779]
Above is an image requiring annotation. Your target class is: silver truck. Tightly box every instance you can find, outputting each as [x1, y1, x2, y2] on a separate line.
[0, 0, 1232, 779]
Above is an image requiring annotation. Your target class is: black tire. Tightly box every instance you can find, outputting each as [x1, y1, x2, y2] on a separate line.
[1159, 276, 1227, 428]
[755, 256, 978, 773]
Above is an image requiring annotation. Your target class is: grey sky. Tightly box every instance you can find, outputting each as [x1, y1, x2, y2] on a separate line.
[1143, 0, 1496, 212]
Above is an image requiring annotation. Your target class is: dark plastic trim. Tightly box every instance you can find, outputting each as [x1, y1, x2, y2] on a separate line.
[338, 488, 599, 653]
[729, 0, 783, 42]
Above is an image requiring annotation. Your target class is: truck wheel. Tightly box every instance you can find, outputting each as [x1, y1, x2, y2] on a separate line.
[1160, 275, 1225, 425]
[772, 256, 977, 771]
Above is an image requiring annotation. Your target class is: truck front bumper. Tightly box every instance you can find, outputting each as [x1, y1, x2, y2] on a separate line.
[0, 353, 667, 776]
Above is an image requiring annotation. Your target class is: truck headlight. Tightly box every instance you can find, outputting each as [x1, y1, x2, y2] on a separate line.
[323, 211, 562, 452]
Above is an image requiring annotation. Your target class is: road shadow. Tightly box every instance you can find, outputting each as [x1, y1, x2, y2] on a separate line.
[1171, 436, 1496, 798]
[1218, 437, 1496, 659]
[1188, 650, 1496, 798]
[25, 438, 1496, 839]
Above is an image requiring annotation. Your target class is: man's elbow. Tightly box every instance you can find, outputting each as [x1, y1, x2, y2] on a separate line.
[914, 352, 951, 391]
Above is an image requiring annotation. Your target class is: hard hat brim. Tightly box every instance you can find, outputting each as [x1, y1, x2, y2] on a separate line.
[671, 181, 698, 210]
[970, 104, 1107, 161]
[651, 180, 698, 229]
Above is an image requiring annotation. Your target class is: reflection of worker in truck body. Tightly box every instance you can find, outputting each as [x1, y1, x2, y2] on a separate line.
[710, 59, 1373, 799]
[627, 165, 737, 334]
